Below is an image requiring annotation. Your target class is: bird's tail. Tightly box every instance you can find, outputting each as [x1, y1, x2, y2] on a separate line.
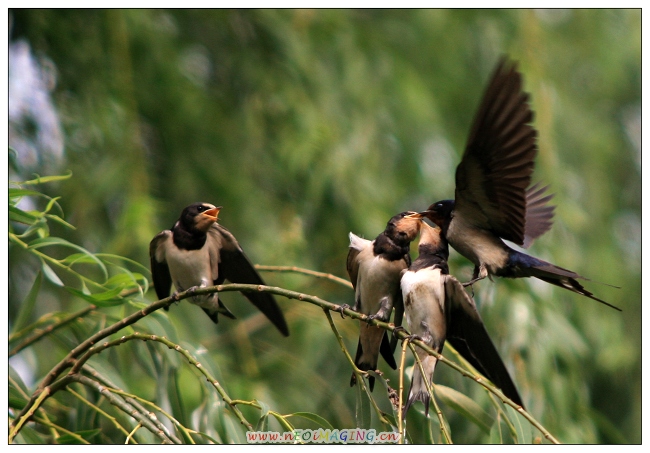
[403, 355, 437, 417]
[350, 332, 396, 392]
[350, 339, 378, 391]
[507, 251, 621, 311]
[201, 298, 237, 323]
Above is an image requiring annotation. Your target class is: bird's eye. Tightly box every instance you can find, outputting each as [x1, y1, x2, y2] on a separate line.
[197, 206, 206, 212]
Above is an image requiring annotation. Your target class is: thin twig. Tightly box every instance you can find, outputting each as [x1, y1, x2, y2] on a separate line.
[9, 306, 96, 356]
[398, 337, 408, 444]
[71, 333, 253, 431]
[255, 264, 353, 289]
[71, 374, 176, 444]
[67, 385, 135, 443]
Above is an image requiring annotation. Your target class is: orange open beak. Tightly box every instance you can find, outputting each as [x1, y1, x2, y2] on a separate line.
[203, 206, 221, 221]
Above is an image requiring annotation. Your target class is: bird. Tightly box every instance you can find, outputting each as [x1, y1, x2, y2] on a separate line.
[149, 202, 289, 336]
[421, 57, 619, 311]
[347, 211, 423, 391]
[401, 221, 524, 416]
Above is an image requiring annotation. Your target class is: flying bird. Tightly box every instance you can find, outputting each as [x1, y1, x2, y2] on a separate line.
[401, 221, 524, 416]
[421, 58, 619, 311]
[150, 202, 290, 336]
[347, 211, 423, 391]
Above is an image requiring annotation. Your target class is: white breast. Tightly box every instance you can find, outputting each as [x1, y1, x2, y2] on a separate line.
[401, 268, 446, 344]
[356, 252, 405, 315]
[162, 237, 214, 298]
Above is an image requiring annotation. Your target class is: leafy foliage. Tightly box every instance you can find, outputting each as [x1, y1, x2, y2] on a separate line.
[8, 9, 640, 444]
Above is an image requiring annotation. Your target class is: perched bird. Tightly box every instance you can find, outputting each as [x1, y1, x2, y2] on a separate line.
[401, 221, 523, 416]
[347, 212, 423, 391]
[421, 58, 619, 311]
[150, 202, 289, 336]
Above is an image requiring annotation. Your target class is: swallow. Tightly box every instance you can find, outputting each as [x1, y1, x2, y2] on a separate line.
[347, 212, 423, 391]
[149, 202, 289, 336]
[401, 221, 524, 416]
[421, 58, 619, 311]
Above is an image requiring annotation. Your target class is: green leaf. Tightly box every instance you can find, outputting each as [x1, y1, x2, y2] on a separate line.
[29, 237, 108, 278]
[435, 384, 494, 434]
[193, 394, 224, 444]
[505, 404, 532, 444]
[287, 411, 334, 430]
[96, 253, 152, 275]
[66, 287, 125, 307]
[8, 188, 45, 199]
[56, 429, 101, 444]
[167, 370, 188, 428]
[42, 196, 62, 215]
[12, 270, 44, 333]
[354, 378, 371, 429]
[60, 253, 102, 265]
[490, 417, 507, 445]
[11, 424, 46, 445]
[255, 400, 270, 432]
[8, 205, 39, 225]
[29, 236, 90, 251]
[270, 412, 294, 434]
[129, 300, 180, 344]
[105, 270, 148, 295]
[489, 415, 509, 444]
[44, 213, 76, 230]
[16, 216, 49, 239]
[20, 171, 73, 185]
[105, 273, 138, 288]
[41, 261, 64, 286]
[9, 366, 30, 411]
[425, 414, 435, 444]
[223, 411, 245, 444]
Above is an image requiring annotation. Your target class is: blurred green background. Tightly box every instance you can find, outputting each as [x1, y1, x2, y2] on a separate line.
[8, 9, 640, 443]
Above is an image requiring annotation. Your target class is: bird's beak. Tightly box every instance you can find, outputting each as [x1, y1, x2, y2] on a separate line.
[418, 210, 431, 217]
[203, 206, 222, 222]
[405, 212, 424, 219]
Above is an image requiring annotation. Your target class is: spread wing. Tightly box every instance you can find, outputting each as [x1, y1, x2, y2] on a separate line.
[454, 57, 538, 246]
[149, 230, 173, 301]
[443, 274, 524, 407]
[208, 224, 289, 336]
[522, 183, 555, 248]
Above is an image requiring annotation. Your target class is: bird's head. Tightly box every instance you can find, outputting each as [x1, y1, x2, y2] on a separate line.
[385, 211, 423, 245]
[420, 200, 454, 227]
[180, 202, 222, 233]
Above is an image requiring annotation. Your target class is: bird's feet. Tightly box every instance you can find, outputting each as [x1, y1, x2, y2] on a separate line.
[461, 280, 475, 297]
[461, 276, 485, 297]
[186, 285, 202, 302]
[403, 333, 424, 345]
[393, 325, 409, 335]
[392, 325, 410, 341]
[336, 304, 351, 319]
[366, 313, 386, 325]
[366, 297, 392, 326]
[461, 275, 484, 287]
